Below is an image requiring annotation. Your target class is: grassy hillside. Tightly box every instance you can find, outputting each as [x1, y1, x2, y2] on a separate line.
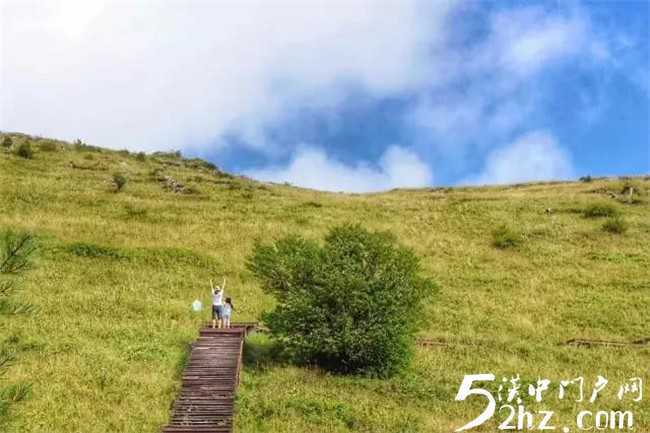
[1, 133, 648, 433]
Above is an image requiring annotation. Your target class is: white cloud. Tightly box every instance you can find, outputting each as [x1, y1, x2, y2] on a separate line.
[246, 145, 432, 193]
[0, 0, 454, 152]
[461, 130, 574, 186]
[486, 7, 589, 78]
[409, 5, 601, 154]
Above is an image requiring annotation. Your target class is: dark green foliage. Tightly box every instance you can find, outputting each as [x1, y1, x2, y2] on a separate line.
[602, 217, 628, 234]
[0, 232, 36, 423]
[491, 224, 523, 249]
[67, 242, 126, 259]
[0, 232, 36, 274]
[1, 136, 12, 148]
[15, 142, 33, 159]
[579, 175, 592, 182]
[112, 173, 127, 191]
[583, 203, 619, 218]
[135, 152, 146, 162]
[247, 224, 437, 377]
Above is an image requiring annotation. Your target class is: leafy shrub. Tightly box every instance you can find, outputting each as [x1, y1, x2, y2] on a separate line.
[602, 217, 628, 234]
[583, 203, 619, 218]
[15, 142, 33, 159]
[491, 225, 523, 249]
[1, 136, 12, 148]
[112, 173, 127, 191]
[247, 224, 437, 377]
[579, 175, 592, 182]
[135, 152, 146, 162]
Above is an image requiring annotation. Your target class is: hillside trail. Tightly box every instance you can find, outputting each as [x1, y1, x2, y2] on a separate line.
[162, 323, 256, 433]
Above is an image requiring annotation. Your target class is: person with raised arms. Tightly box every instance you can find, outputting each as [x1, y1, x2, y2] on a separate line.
[210, 277, 226, 328]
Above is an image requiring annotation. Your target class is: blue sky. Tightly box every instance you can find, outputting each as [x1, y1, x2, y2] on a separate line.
[1, 0, 648, 192]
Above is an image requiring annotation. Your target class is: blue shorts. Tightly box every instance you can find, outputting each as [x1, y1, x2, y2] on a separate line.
[212, 305, 224, 319]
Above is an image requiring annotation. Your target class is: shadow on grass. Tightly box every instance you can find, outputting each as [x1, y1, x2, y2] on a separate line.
[243, 332, 290, 372]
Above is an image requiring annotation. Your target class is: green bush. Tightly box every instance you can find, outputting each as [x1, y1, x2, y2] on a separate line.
[491, 224, 523, 249]
[579, 175, 592, 182]
[1, 136, 12, 149]
[247, 224, 437, 377]
[583, 203, 619, 218]
[135, 152, 146, 162]
[112, 173, 127, 191]
[15, 142, 33, 159]
[602, 217, 628, 234]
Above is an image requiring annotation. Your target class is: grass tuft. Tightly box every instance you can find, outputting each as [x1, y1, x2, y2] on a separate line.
[583, 203, 619, 218]
[491, 224, 523, 249]
[602, 216, 628, 234]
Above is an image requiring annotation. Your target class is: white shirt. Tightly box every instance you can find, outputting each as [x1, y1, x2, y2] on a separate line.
[212, 289, 224, 306]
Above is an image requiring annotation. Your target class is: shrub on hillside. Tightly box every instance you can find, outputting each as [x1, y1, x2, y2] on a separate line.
[1, 136, 12, 149]
[112, 173, 127, 192]
[491, 224, 523, 249]
[579, 175, 592, 182]
[247, 224, 437, 377]
[583, 203, 619, 218]
[15, 142, 33, 159]
[135, 152, 146, 162]
[602, 217, 628, 234]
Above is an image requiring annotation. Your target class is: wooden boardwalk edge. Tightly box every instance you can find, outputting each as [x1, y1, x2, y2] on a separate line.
[162, 323, 256, 433]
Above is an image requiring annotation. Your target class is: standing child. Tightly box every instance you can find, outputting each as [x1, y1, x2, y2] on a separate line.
[210, 277, 225, 329]
[223, 297, 234, 328]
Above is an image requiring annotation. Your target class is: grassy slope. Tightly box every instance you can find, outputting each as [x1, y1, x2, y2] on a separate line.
[0, 136, 648, 433]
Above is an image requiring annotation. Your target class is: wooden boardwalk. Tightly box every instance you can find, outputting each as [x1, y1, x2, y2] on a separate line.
[162, 323, 256, 433]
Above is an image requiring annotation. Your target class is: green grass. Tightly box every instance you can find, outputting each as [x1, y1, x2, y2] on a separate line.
[0, 133, 649, 432]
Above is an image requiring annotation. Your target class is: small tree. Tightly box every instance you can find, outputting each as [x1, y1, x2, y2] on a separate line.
[247, 224, 437, 377]
[1, 136, 12, 149]
[112, 173, 127, 192]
